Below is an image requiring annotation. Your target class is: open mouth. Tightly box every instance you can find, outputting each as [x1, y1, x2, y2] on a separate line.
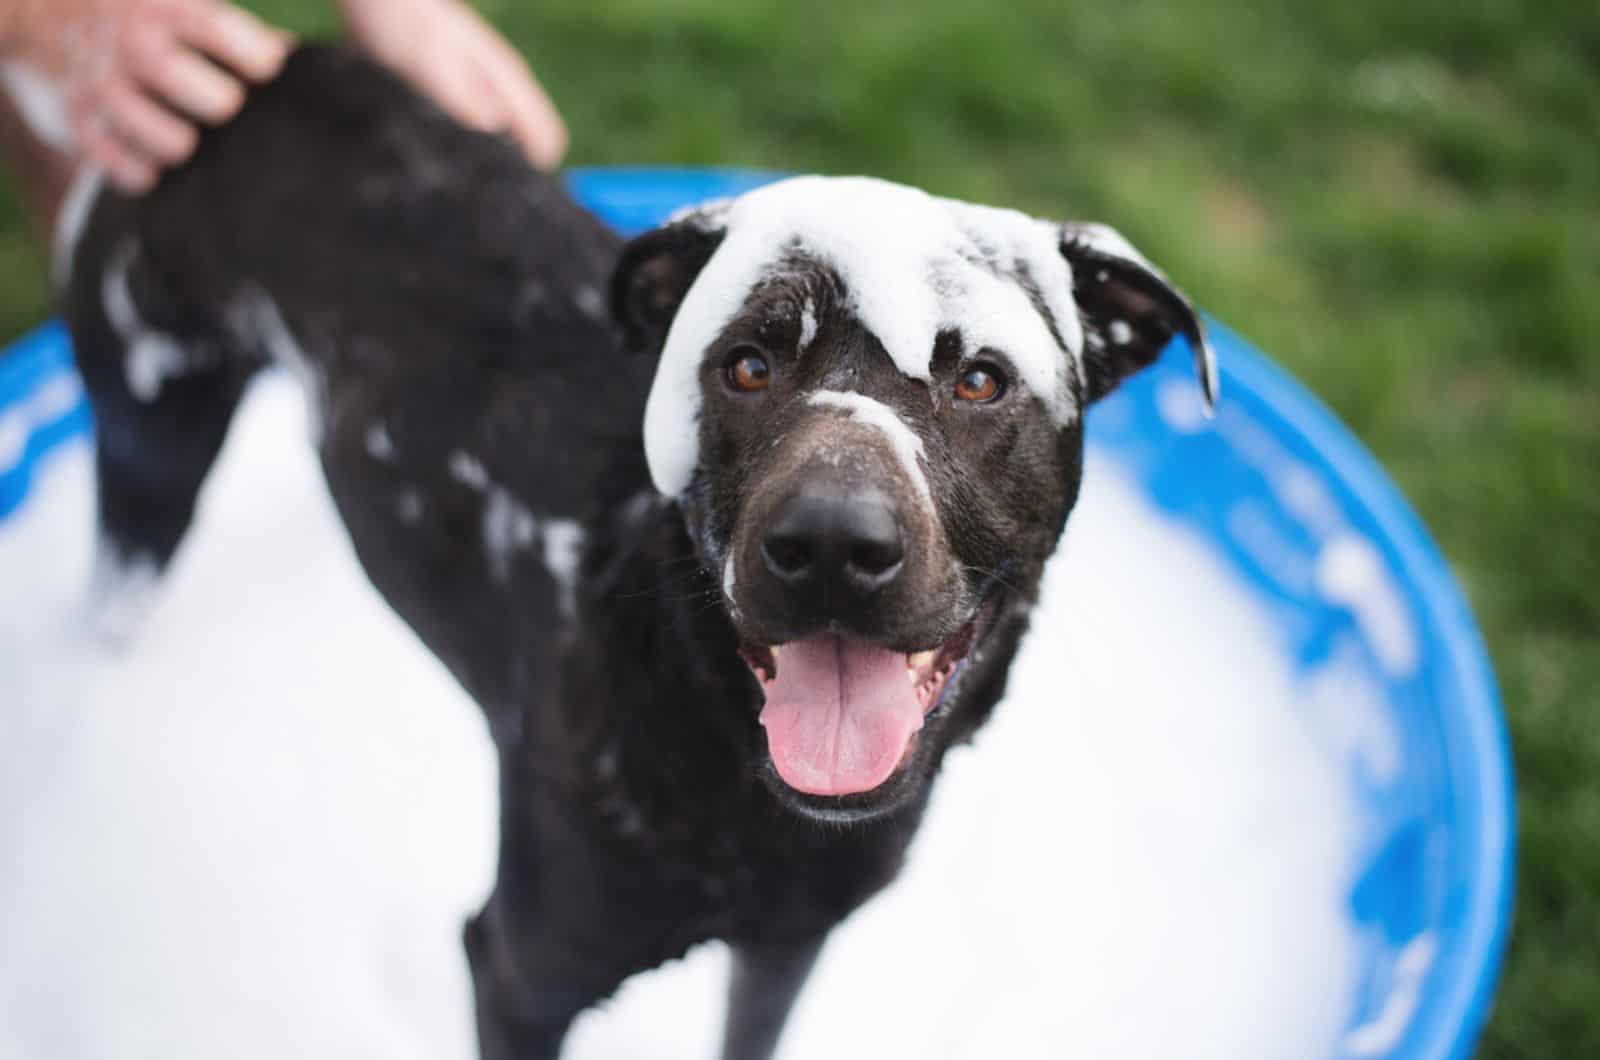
[738, 618, 980, 798]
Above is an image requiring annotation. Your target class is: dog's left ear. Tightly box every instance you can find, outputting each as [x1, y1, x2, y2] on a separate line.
[610, 215, 727, 353]
[1060, 223, 1219, 411]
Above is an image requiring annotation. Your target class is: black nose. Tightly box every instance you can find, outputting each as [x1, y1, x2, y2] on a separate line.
[761, 492, 905, 592]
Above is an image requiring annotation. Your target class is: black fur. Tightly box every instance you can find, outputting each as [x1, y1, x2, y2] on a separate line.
[62, 43, 1201, 1059]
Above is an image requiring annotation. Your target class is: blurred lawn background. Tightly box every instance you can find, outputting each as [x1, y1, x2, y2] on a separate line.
[0, 0, 1594, 1054]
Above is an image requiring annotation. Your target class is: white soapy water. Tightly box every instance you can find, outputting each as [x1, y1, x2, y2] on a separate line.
[568, 450, 1362, 1060]
[0, 377, 1360, 1059]
[0, 378, 497, 1060]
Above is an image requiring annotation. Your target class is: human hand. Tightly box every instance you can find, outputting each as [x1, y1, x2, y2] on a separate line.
[339, 0, 567, 170]
[0, 0, 290, 193]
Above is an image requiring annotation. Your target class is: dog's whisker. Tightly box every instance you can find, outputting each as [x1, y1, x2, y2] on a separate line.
[961, 564, 1023, 597]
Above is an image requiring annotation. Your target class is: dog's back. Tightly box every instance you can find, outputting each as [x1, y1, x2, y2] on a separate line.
[61, 44, 651, 732]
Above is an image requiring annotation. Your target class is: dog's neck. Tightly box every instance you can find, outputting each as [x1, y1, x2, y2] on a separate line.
[529, 498, 769, 828]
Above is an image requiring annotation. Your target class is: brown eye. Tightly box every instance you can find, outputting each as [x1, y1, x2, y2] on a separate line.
[726, 348, 771, 393]
[955, 364, 1003, 403]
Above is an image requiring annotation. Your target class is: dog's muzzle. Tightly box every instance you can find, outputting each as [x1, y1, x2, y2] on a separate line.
[759, 487, 906, 607]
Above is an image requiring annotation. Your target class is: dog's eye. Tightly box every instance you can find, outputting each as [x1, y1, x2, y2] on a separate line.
[726, 348, 771, 393]
[954, 364, 1003, 403]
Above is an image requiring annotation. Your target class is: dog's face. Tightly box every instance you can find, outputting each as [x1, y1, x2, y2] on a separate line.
[612, 177, 1215, 823]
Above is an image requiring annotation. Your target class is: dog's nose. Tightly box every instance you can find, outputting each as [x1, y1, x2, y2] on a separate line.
[761, 493, 905, 592]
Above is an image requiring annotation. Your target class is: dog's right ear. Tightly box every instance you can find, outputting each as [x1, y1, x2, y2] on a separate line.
[610, 218, 727, 353]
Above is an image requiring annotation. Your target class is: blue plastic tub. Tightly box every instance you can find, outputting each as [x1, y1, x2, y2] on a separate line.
[0, 167, 1513, 1058]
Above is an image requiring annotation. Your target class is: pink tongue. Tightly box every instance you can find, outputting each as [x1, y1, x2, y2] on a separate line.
[757, 634, 924, 796]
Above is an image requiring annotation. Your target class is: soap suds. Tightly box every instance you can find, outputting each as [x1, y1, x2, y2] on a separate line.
[644, 177, 1085, 496]
[0, 377, 497, 1060]
[807, 390, 929, 501]
[102, 241, 192, 403]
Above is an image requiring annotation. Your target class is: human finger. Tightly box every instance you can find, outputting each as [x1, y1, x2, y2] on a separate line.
[122, 19, 247, 124]
[163, 0, 291, 84]
[101, 76, 200, 165]
[479, 38, 567, 170]
[74, 109, 158, 192]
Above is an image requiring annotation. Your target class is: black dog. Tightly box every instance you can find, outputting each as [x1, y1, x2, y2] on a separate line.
[60, 44, 1216, 1060]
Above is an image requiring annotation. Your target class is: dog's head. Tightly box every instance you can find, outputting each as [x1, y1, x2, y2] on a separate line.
[612, 177, 1215, 822]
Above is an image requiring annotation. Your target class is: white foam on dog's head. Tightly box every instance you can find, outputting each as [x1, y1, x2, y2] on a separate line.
[643, 177, 1084, 497]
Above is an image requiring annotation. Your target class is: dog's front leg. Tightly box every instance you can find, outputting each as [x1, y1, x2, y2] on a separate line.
[721, 936, 827, 1060]
[464, 900, 607, 1060]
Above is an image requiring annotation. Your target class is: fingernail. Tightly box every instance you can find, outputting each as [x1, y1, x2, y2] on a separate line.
[219, 9, 288, 71]
[111, 164, 156, 195]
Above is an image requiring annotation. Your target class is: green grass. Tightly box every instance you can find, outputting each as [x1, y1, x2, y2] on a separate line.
[1, 1, 1595, 1053]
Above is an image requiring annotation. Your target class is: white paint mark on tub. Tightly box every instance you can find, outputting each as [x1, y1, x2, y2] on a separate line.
[809, 390, 930, 501]
[1343, 934, 1438, 1056]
